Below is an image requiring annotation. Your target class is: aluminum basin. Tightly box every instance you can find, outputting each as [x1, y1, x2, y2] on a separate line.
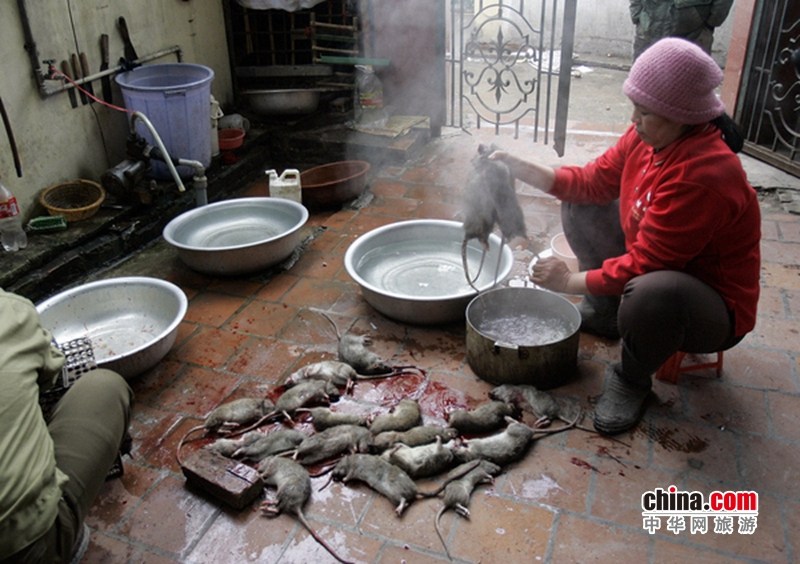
[36, 277, 188, 380]
[344, 219, 513, 325]
[163, 197, 309, 275]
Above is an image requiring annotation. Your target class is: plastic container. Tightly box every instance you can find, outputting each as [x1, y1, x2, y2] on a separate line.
[0, 179, 28, 252]
[266, 169, 302, 204]
[210, 95, 223, 157]
[550, 232, 579, 272]
[354, 65, 387, 127]
[116, 63, 215, 179]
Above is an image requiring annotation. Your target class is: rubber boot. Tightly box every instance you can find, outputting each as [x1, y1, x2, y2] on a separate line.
[578, 294, 620, 340]
[593, 363, 650, 435]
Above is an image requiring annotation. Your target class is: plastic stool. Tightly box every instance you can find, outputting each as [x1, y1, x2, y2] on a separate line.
[655, 351, 724, 385]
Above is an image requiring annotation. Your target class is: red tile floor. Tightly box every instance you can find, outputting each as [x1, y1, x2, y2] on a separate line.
[80, 80, 799, 564]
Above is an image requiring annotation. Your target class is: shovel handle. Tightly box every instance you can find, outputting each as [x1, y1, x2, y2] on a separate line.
[60, 60, 78, 108]
[100, 33, 109, 66]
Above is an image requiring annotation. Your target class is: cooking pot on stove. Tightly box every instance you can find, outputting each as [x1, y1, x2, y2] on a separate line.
[465, 287, 581, 389]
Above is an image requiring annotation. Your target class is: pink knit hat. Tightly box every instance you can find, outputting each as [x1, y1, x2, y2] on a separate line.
[623, 37, 725, 124]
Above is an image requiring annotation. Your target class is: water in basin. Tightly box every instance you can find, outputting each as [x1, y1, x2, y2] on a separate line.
[356, 240, 501, 297]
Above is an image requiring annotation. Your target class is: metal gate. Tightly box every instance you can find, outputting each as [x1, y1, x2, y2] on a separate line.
[445, 0, 577, 156]
[735, 0, 800, 177]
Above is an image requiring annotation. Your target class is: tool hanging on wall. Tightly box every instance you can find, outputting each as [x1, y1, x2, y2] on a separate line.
[99, 34, 113, 102]
[70, 54, 87, 104]
[60, 60, 78, 108]
[117, 16, 139, 67]
[79, 52, 95, 104]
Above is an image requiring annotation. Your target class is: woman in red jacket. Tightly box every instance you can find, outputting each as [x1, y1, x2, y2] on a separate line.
[491, 37, 760, 434]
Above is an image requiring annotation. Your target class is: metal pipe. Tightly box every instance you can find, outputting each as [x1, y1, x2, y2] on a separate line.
[16, 0, 47, 95]
[130, 111, 185, 193]
[44, 45, 183, 97]
[17, 0, 182, 98]
[177, 159, 207, 207]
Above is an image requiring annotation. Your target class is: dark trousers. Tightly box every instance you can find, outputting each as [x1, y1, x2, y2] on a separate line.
[561, 202, 738, 385]
[5, 369, 132, 564]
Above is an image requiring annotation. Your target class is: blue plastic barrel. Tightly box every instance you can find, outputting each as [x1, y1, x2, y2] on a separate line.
[116, 63, 215, 179]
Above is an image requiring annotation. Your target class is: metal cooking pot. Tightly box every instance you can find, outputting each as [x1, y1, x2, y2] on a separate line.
[465, 287, 580, 389]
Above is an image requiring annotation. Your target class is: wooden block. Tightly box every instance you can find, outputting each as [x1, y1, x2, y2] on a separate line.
[181, 448, 262, 509]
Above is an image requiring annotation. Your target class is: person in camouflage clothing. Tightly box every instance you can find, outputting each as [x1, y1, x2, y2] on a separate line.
[630, 0, 734, 60]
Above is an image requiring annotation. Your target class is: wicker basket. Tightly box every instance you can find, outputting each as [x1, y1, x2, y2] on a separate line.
[39, 179, 106, 222]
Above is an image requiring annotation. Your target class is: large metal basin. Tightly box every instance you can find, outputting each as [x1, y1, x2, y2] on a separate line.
[163, 197, 309, 275]
[344, 219, 513, 325]
[36, 277, 188, 380]
[466, 287, 580, 389]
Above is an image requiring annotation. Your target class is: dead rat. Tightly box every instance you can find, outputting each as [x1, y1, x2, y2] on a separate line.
[382, 436, 457, 479]
[489, 384, 591, 431]
[327, 454, 481, 517]
[434, 460, 502, 560]
[461, 151, 497, 289]
[293, 424, 373, 466]
[298, 406, 368, 431]
[176, 397, 274, 465]
[204, 397, 275, 432]
[372, 425, 458, 452]
[329, 453, 419, 516]
[454, 415, 580, 467]
[453, 418, 534, 467]
[447, 400, 517, 435]
[286, 360, 359, 389]
[287, 359, 417, 395]
[314, 309, 424, 378]
[204, 431, 262, 458]
[228, 379, 341, 438]
[274, 379, 340, 413]
[369, 398, 422, 434]
[315, 310, 392, 375]
[460, 144, 527, 290]
[481, 143, 526, 248]
[258, 456, 353, 564]
[232, 428, 307, 462]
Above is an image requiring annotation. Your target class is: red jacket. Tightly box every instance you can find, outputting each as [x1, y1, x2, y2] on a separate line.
[550, 124, 760, 336]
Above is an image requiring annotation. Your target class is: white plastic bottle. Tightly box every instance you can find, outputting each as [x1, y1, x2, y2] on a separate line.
[354, 65, 387, 127]
[0, 177, 28, 252]
[266, 169, 302, 204]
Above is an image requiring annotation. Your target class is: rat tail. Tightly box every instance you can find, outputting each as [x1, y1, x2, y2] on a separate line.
[434, 506, 454, 561]
[462, 239, 487, 291]
[297, 512, 355, 564]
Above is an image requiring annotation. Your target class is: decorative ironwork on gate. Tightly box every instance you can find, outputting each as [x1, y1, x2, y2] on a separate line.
[446, 0, 577, 155]
[736, 0, 800, 177]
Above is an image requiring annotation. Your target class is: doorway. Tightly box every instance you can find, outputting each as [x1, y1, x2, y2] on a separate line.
[445, 0, 578, 156]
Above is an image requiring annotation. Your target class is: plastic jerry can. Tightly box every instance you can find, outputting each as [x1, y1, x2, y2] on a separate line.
[266, 169, 302, 203]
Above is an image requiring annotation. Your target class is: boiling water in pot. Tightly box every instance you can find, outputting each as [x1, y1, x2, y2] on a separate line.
[478, 314, 572, 347]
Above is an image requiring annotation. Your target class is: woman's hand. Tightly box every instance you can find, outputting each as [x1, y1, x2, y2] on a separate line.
[531, 256, 573, 293]
[486, 150, 556, 193]
[487, 149, 509, 162]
